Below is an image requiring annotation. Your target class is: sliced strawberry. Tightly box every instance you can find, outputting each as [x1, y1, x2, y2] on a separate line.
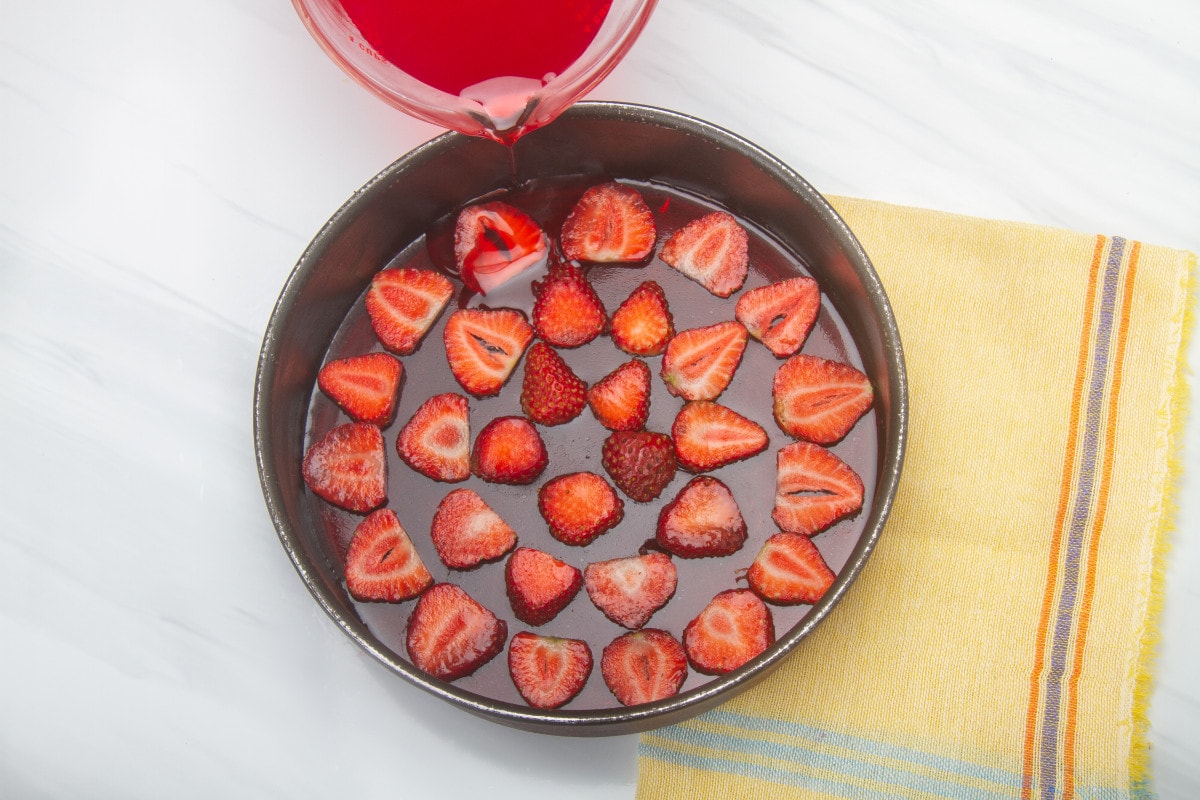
[365, 267, 454, 355]
[683, 589, 774, 675]
[773, 354, 874, 444]
[660, 211, 749, 297]
[660, 321, 748, 401]
[747, 532, 836, 605]
[584, 552, 677, 629]
[395, 392, 470, 482]
[302, 422, 387, 513]
[656, 475, 748, 558]
[600, 629, 688, 706]
[587, 359, 651, 431]
[317, 352, 403, 427]
[538, 472, 625, 546]
[600, 430, 677, 503]
[531, 260, 607, 347]
[560, 182, 657, 264]
[672, 400, 768, 472]
[343, 508, 433, 602]
[773, 441, 865, 535]
[406, 583, 507, 681]
[520, 341, 587, 426]
[734, 276, 821, 357]
[454, 201, 548, 295]
[505, 547, 583, 626]
[508, 632, 593, 709]
[430, 488, 518, 569]
[443, 307, 534, 397]
[610, 280, 674, 356]
[471, 416, 548, 485]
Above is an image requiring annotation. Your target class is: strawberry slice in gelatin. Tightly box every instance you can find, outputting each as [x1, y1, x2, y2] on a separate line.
[454, 201, 549, 294]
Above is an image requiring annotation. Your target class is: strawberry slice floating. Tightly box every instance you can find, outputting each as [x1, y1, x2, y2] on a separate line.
[671, 400, 768, 472]
[508, 632, 593, 709]
[538, 472, 625, 547]
[406, 583, 507, 682]
[443, 307, 534, 397]
[772, 354, 874, 445]
[600, 629, 688, 707]
[660, 210, 749, 297]
[560, 182, 657, 264]
[683, 589, 775, 675]
[316, 352, 403, 427]
[747, 532, 836, 606]
[773, 440, 865, 536]
[531, 261, 607, 348]
[343, 508, 433, 602]
[601, 429, 677, 503]
[505, 547, 583, 626]
[395, 392, 470, 482]
[301, 422, 387, 513]
[520, 341, 588, 426]
[587, 359, 651, 432]
[365, 267, 454, 355]
[610, 280, 674, 356]
[660, 321, 749, 402]
[656, 475, 748, 559]
[735, 276, 821, 358]
[584, 552, 678, 630]
[471, 416, 548, 485]
[454, 201, 548, 295]
[430, 488, 518, 569]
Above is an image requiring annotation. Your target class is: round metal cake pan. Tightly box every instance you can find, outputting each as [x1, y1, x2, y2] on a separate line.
[254, 101, 907, 736]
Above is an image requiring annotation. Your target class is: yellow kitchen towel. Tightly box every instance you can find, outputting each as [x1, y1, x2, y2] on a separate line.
[637, 197, 1195, 800]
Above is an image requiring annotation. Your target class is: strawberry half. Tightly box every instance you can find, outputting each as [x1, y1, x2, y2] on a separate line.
[560, 182, 657, 264]
[734, 276, 821, 358]
[471, 416, 548, 485]
[302, 422, 387, 513]
[600, 629, 688, 706]
[660, 210, 749, 297]
[454, 201, 548, 295]
[508, 632, 593, 709]
[683, 589, 775, 675]
[538, 472, 625, 546]
[672, 400, 768, 472]
[601, 429, 677, 503]
[531, 260, 607, 347]
[587, 359, 651, 431]
[660, 321, 748, 401]
[505, 546, 583, 626]
[317, 352, 403, 427]
[656, 475, 748, 558]
[584, 552, 677, 629]
[773, 441, 865, 535]
[747, 532, 836, 606]
[610, 280, 674, 356]
[443, 307, 534, 397]
[520, 341, 587, 426]
[430, 488, 518, 569]
[395, 392, 470, 482]
[773, 354, 874, 444]
[406, 583, 507, 681]
[365, 267, 454, 355]
[343, 508, 433, 602]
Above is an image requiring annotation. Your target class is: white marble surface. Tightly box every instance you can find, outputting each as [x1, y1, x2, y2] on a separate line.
[2, 1, 1197, 797]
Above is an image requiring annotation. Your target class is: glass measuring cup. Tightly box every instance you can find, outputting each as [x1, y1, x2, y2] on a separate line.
[293, 0, 659, 144]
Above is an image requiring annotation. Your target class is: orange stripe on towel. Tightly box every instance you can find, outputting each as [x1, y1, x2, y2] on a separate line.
[1020, 234, 1108, 799]
[1062, 240, 1140, 797]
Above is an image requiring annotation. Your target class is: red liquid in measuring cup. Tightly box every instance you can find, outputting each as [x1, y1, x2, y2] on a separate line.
[336, 0, 613, 96]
